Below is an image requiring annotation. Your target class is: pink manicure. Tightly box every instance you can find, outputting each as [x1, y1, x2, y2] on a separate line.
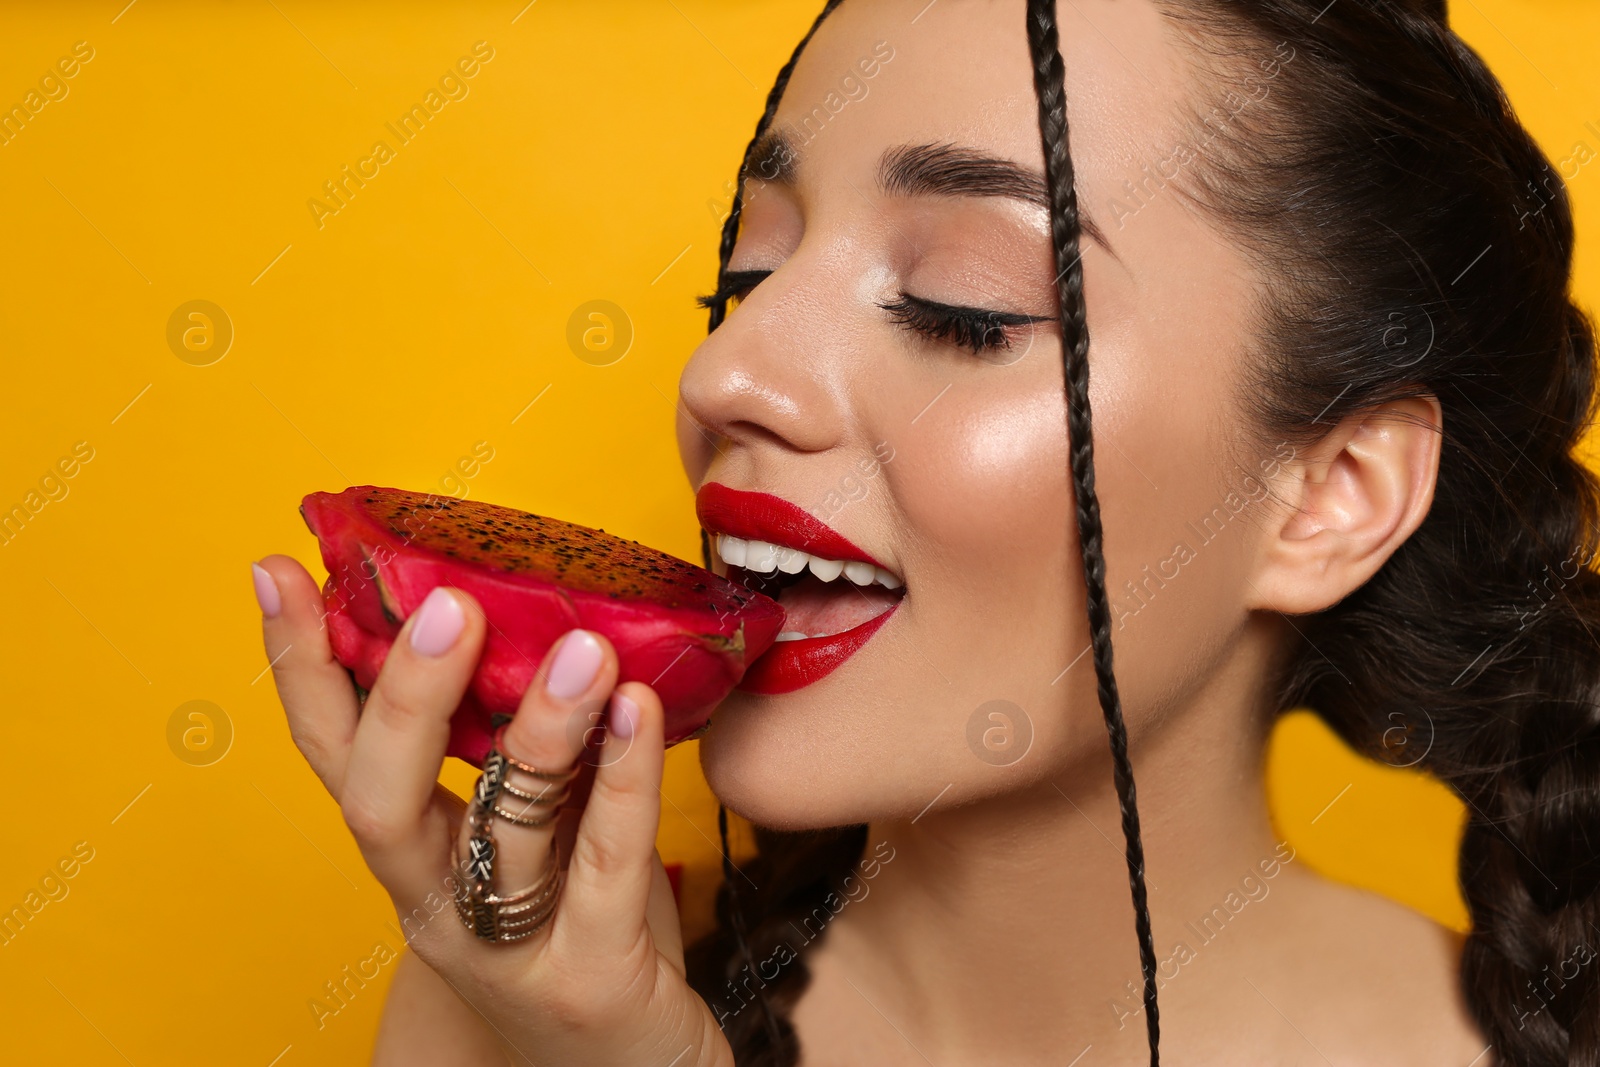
[610, 692, 640, 739]
[252, 562, 281, 619]
[409, 587, 466, 656]
[546, 630, 603, 699]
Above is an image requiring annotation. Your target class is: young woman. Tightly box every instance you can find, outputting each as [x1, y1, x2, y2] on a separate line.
[252, 0, 1599, 1062]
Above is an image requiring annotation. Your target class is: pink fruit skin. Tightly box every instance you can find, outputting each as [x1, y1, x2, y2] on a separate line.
[301, 488, 784, 768]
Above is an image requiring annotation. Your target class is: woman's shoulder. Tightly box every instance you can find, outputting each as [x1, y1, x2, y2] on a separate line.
[1243, 866, 1491, 1066]
[784, 868, 1493, 1067]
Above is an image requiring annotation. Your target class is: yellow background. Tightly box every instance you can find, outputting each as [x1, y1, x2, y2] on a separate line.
[1, 1, 1595, 1062]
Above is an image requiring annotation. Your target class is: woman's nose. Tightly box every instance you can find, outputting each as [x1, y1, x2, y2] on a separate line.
[677, 262, 855, 465]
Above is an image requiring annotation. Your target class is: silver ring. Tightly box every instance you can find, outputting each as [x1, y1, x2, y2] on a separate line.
[454, 744, 570, 942]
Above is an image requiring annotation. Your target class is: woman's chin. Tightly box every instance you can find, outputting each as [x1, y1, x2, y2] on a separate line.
[698, 695, 866, 832]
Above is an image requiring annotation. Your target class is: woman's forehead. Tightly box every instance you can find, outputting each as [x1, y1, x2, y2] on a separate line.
[770, 0, 1194, 192]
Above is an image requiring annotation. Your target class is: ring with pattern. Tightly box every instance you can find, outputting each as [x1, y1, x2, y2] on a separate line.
[453, 741, 571, 942]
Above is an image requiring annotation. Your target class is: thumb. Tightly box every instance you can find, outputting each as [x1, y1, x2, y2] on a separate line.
[647, 852, 686, 975]
[553, 681, 665, 960]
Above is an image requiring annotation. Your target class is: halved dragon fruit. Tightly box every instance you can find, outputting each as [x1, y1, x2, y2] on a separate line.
[300, 486, 784, 767]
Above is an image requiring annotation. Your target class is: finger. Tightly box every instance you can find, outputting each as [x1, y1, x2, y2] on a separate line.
[255, 554, 360, 800]
[341, 586, 486, 896]
[555, 680, 665, 959]
[646, 851, 686, 975]
[472, 629, 619, 899]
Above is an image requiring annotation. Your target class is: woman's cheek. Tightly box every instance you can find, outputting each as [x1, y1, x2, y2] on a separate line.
[891, 376, 1082, 696]
[901, 373, 1072, 571]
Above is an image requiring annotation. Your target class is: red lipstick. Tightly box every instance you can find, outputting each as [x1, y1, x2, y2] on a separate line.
[736, 608, 895, 694]
[695, 482, 900, 694]
[695, 483, 885, 568]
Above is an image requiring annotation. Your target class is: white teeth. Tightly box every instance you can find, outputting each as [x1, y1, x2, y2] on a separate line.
[808, 556, 845, 582]
[717, 535, 748, 568]
[774, 631, 809, 642]
[843, 561, 876, 586]
[716, 533, 904, 589]
[744, 539, 779, 573]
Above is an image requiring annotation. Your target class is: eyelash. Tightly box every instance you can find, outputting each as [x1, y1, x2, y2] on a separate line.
[695, 270, 1051, 355]
[877, 294, 1049, 356]
[694, 270, 771, 311]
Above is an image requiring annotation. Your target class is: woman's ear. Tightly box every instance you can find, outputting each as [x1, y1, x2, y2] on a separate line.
[1247, 396, 1443, 615]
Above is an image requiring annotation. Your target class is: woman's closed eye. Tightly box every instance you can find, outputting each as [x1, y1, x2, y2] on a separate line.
[695, 269, 772, 311]
[877, 293, 1053, 356]
[696, 269, 1055, 356]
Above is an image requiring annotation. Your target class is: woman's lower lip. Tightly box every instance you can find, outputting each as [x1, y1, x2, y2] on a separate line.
[736, 604, 898, 694]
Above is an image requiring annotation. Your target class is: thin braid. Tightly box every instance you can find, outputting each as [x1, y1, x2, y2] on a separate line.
[1026, 2, 1162, 1063]
[700, 524, 788, 1057]
[698, 3, 1162, 1063]
[718, 804, 783, 1056]
[700, 524, 782, 1052]
[698, 9, 845, 1061]
[707, 0, 846, 334]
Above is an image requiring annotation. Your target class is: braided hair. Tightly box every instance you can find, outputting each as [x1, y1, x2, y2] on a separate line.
[689, 0, 1161, 1062]
[1025, 1, 1163, 1060]
[1150, 0, 1600, 1061]
[688, 1, 1600, 1064]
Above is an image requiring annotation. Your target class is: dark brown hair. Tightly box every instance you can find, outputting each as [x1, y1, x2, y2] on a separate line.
[689, 1, 1600, 1064]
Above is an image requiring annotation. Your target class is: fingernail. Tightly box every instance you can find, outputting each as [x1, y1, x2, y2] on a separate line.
[409, 588, 466, 656]
[252, 562, 281, 619]
[546, 630, 603, 699]
[609, 692, 639, 740]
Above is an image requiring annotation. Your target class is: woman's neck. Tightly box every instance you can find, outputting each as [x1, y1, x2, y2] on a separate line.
[794, 634, 1302, 1064]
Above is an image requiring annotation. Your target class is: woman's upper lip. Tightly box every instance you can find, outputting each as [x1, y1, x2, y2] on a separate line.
[695, 482, 885, 568]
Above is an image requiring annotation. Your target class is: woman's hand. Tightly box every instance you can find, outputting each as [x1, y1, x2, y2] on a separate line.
[252, 555, 735, 1067]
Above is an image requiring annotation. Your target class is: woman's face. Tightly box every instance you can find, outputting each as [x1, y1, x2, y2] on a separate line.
[678, 0, 1269, 829]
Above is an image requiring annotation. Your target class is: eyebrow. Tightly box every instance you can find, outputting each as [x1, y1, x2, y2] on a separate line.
[745, 130, 1118, 258]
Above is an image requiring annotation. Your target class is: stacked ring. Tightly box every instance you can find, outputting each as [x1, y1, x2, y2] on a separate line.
[452, 732, 578, 943]
[492, 732, 580, 828]
[453, 845, 562, 943]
